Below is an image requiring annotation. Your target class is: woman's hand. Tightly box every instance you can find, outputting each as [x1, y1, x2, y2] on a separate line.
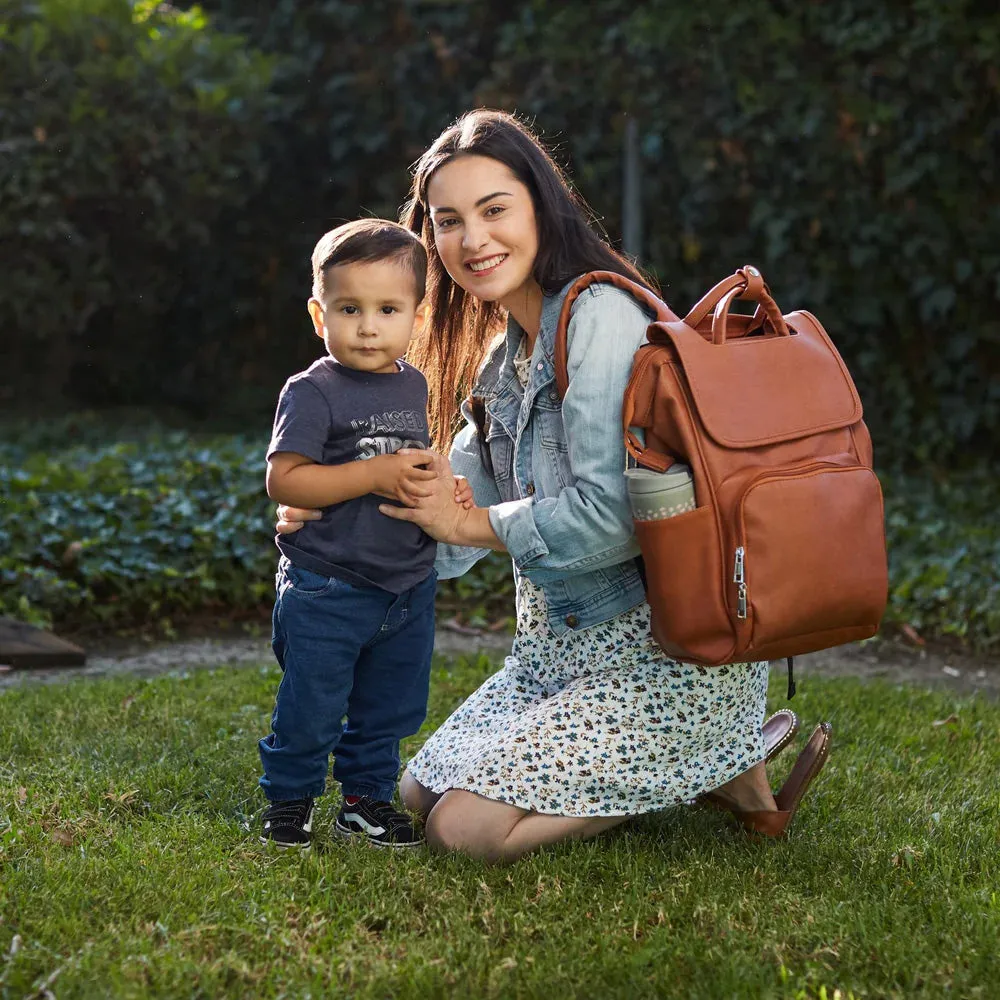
[275, 504, 322, 534]
[378, 451, 470, 543]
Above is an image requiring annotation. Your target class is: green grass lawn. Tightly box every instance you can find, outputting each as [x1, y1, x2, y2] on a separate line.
[2, 657, 998, 999]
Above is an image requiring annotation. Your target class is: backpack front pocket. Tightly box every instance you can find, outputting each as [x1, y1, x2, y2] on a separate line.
[736, 463, 887, 651]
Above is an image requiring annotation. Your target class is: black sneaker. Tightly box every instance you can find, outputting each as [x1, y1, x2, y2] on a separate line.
[260, 797, 314, 850]
[335, 797, 424, 848]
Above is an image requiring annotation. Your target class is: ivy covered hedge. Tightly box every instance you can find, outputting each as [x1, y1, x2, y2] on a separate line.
[0, 415, 516, 635]
[2, 0, 997, 464]
[1, 421, 996, 650]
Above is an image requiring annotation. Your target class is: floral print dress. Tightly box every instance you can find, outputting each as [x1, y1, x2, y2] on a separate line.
[406, 340, 769, 817]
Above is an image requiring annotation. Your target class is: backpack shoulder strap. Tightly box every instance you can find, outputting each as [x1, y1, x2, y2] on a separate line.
[553, 270, 675, 399]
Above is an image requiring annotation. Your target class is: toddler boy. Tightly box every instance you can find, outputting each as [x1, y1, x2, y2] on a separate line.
[259, 219, 464, 850]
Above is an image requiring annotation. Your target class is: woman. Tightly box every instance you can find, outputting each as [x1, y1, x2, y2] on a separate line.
[278, 110, 831, 863]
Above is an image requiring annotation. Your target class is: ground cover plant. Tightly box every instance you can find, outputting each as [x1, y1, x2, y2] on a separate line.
[2, 657, 998, 999]
[1, 414, 997, 650]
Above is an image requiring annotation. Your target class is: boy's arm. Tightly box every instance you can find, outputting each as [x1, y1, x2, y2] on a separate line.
[266, 450, 438, 508]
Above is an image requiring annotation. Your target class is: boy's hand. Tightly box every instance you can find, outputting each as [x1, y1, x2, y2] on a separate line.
[370, 450, 438, 506]
[454, 475, 474, 510]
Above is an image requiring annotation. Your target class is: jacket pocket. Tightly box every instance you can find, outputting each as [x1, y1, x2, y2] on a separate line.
[486, 426, 513, 484]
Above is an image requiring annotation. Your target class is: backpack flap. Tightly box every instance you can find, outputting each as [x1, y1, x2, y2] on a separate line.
[654, 312, 863, 449]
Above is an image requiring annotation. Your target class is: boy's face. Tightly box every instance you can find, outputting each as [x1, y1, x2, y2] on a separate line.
[308, 259, 426, 374]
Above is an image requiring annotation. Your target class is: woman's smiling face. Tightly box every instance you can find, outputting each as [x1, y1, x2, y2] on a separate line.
[426, 154, 540, 311]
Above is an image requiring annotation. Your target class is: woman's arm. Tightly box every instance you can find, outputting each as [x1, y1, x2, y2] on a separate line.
[429, 399, 509, 577]
[448, 507, 505, 549]
[486, 286, 649, 583]
[382, 287, 648, 576]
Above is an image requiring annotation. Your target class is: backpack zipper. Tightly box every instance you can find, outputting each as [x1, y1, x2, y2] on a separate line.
[733, 545, 748, 619]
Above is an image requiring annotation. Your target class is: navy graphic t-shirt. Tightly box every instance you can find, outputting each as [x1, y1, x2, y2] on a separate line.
[267, 356, 435, 594]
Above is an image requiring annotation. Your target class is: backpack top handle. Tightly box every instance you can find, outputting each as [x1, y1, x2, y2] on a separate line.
[685, 265, 791, 344]
[554, 270, 676, 399]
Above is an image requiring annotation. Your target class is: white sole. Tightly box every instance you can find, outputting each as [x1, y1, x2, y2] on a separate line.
[333, 822, 423, 849]
[259, 836, 311, 851]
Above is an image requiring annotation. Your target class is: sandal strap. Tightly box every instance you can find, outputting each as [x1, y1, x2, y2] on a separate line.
[775, 721, 833, 814]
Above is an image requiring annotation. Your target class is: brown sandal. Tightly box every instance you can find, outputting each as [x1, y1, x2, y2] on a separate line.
[733, 722, 833, 838]
[697, 709, 800, 810]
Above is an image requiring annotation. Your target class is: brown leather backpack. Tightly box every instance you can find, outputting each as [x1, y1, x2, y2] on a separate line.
[554, 266, 888, 688]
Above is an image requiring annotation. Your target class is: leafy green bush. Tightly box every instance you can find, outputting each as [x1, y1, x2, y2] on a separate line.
[484, 0, 1000, 464]
[0, 0, 274, 410]
[4, 0, 996, 466]
[182, 0, 530, 415]
[1, 422, 995, 650]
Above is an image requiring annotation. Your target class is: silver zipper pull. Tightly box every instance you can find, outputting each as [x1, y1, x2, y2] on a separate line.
[734, 546, 748, 619]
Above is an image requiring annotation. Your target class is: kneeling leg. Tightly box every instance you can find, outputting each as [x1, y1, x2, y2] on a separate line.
[426, 789, 627, 864]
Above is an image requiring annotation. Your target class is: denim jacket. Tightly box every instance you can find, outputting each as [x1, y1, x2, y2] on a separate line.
[434, 278, 654, 635]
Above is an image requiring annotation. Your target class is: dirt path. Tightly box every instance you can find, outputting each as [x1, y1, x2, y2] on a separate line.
[0, 625, 513, 689]
[2, 625, 997, 696]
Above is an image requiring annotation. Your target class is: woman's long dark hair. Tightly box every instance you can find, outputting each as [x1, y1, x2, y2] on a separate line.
[402, 109, 658, 451]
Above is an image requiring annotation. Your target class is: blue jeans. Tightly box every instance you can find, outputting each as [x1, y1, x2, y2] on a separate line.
[258, 557, 436, 802]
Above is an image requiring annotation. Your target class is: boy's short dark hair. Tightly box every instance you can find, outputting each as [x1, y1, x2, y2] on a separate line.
[311, 219, 427, 303]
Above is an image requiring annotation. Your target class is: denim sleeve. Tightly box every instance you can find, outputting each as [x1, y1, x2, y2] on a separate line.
[434, 398, 505, 581]
[487, 286, 648, 582]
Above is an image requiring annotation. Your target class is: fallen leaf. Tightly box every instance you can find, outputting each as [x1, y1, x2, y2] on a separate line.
[932, 714, 959, 727]
[17, 787, 27, 807]
[899, 623, 925, 647]
[49, 829, 74, 847]
[121, 695, 136, 711]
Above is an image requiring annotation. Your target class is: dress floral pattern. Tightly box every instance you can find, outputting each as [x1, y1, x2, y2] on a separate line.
[406, 337, 769, 817]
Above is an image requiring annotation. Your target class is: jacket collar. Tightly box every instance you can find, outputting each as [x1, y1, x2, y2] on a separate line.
[537, 278, 578, 362]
